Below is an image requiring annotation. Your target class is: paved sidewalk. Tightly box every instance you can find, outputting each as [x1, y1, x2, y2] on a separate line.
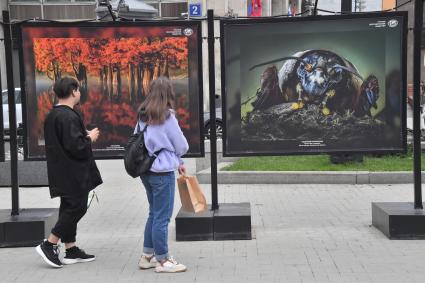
[0, 159, 424, 283]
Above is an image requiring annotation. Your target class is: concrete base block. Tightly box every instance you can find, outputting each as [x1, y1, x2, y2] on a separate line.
[372, 202, 425, 239]
[213, 203, 252, 240]
[175, 203, 252, 241]
[0, 208, 58, 247]
[175, 205, 214, 241]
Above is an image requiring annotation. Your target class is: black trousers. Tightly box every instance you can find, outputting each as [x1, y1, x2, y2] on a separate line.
[51, 193, 89, 243]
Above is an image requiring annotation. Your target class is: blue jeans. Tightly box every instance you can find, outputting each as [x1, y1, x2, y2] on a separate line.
[140, 172, 175, 261]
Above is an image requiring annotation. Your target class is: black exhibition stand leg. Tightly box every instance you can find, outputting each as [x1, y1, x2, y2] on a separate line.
[372, 0, 425, 239]
[3, 11, 19, 216]
[341, 0, 352, 13]
[207, 9, 219, 212]
[0, 11, 58, 248]
[175, 10, 251, 241]
[412, 0, 423, 210]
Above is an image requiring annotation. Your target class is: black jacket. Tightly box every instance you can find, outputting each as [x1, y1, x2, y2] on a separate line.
[44, 105, 103, 198]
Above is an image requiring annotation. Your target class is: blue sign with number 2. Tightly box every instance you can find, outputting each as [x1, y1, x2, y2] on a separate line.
[189, 3, 202, 17]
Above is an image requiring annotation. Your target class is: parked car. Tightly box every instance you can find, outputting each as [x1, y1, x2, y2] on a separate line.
[203, 107, 223, 139]
[203, 94, 223, 139]
[2, 88, 23, 135]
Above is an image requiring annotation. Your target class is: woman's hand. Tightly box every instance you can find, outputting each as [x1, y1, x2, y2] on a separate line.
[87, 128, 100, 142]
[178, 164, 186, 175]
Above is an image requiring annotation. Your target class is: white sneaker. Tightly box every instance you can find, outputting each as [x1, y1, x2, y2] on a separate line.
[155, 257, 187, 273]
[138, 254, 158, 269]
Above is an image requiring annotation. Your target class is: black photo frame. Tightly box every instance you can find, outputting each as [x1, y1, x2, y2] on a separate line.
[221, 12, 407, 157]
[0, 69, 4, 162]
[18, 20, 204, 161]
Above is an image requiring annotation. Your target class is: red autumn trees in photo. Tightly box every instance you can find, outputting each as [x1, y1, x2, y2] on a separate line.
[31, 35, 190, 148]
[33, 36, 188, 103]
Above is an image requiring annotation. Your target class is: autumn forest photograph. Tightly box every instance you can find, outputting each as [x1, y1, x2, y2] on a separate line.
[20, 24, 202, 159]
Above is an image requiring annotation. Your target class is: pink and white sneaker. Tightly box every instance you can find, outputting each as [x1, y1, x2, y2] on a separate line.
[138, 254, 158, 269]
[155, 257, 187, 273]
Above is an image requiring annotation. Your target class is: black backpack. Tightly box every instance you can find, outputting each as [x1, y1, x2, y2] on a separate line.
[124, 123, 162, 178]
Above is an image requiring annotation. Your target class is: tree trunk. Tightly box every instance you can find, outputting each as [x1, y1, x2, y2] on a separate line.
[161, 58, 169, 78]
[116, 66, 122, 101]
[128, 63, 135, 102]
[112, 67, 117, 99]
[100, 68, 104, 94]
[136, 64, 143, 101]
[76, 63, 88, 103]
[108, 63, 113, 100]
[103, 65, 109, 96]
[142, 66, 152, 97]
[127, 64, 131, 102]
[134, 64, 139, 97]
[47, 63, 55, 81]
[53, 61, 61, 82]
[152, 59, 160, 80]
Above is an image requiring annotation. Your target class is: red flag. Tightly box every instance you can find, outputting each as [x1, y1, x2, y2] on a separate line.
[251, 0, 262, 17]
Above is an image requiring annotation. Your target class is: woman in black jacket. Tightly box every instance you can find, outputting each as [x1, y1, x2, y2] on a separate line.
[36, 77, 103, 268]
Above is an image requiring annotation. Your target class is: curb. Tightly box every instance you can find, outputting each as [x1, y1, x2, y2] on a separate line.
[196, 164, 423, 184]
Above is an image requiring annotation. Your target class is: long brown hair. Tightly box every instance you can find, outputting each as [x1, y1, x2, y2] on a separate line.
[137, 76, 176, 124]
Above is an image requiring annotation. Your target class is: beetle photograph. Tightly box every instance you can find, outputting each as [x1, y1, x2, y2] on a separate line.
[249, 49, 379, 117]
[221, 13, 406, 156]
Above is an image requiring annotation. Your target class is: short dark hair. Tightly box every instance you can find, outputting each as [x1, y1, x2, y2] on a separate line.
[53, 77, 79, 99]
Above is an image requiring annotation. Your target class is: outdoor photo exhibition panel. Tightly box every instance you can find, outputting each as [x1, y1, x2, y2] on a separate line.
[221, 12, 407, 156]
[0, 80, 4, 162]
[19, 21, 204, 160]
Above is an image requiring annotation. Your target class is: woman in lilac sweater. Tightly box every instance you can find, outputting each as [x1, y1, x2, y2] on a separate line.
[136, 77, 188, 273]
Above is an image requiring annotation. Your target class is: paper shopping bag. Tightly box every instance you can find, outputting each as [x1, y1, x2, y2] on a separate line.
[177, 175, 207, 213]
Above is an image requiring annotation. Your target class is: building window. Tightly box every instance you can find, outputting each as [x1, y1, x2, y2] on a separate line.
[145, 0, 188, 18]
[9, 0, 95, 2]
[43, 0, 96, 2]
[8, 0, 96, 20]
[161, 2, 187, 17]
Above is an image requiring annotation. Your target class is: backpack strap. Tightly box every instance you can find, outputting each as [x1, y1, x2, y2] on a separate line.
[153, 149, 164, 157]
[136, 122, 148, 133]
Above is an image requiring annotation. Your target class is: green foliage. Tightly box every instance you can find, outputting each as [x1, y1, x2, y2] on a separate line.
[222, 149, 422, 172]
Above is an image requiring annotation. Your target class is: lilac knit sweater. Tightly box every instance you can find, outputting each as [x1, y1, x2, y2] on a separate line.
[134, 113, 189, 173]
